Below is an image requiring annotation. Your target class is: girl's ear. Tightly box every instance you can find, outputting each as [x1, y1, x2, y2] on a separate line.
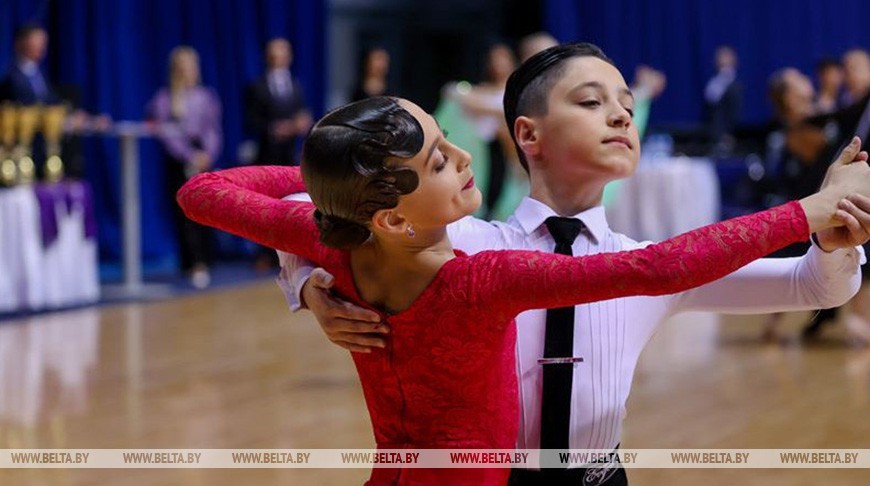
[371, 208, 407, 238]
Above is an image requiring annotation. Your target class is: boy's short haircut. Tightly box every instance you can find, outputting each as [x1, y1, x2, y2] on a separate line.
[504, 43, 615, 172]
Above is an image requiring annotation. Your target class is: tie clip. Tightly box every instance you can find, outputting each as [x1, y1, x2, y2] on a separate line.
[537, 357, 584, 365]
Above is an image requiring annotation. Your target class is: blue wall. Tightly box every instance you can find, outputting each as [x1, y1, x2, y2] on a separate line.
[546, 0, 870, 125]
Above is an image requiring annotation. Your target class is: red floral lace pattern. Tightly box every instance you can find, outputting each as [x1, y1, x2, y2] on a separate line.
[177, 165, 323, 262]
[177, 166, 809, 486]
[467, 201, 809, 322]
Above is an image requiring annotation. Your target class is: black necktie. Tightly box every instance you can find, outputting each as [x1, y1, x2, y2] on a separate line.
[541, 216, 585, 454]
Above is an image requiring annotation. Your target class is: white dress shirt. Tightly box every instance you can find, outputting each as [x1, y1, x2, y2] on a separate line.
[704, 68, 736, 104]
[278, 196, 863, 466]
[267, 68, 293, 99]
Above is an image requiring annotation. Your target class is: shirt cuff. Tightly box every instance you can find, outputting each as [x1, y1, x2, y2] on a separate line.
[275, 252, 315, 312]
[806, 242, 865, 277]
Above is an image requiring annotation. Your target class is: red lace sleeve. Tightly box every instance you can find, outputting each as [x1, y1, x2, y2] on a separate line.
[469, 201, 811, 320]
[176, 166, 323, 261]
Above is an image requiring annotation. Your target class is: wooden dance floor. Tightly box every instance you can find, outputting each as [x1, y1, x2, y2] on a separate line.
[1, 280, 868, 485]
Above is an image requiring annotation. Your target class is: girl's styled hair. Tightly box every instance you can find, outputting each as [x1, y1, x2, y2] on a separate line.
[302, 96, 423, 249]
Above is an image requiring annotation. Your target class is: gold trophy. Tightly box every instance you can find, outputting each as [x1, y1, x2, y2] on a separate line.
[0, 103, 16, 186]
[42, 105, 67, 183]
[15, 105, 40, 184]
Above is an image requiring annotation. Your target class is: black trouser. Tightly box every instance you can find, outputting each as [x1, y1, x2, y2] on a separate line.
[508, 467, 628, 486]
[485, 139, 506, 219]
[166, 156, 211, 271]
[508, 448, 628, 486]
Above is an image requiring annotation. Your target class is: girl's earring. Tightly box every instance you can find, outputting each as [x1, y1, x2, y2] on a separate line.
[407, 225, 415, 238]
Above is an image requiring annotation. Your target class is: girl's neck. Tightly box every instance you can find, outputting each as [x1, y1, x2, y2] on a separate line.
[350, 227, 456, 314]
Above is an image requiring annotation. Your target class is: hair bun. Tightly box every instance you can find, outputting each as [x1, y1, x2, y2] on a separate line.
[314, 210, 371, 250]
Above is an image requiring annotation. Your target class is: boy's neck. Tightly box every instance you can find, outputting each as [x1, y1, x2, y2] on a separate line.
[528, 171, 607, 217]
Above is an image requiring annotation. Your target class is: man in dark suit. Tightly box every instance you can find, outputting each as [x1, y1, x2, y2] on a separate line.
[1, 24, 60, 105]
[245, 38, 313, 270]
[703, 45, 742, 153]
[245, 38, 312, 166]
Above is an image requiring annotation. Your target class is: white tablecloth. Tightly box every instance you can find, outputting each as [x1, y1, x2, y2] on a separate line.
[606, 156, 720, 242]
[0, 183, 99, 313]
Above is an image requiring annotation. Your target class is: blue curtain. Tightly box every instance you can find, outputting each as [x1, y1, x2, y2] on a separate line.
[0, 0, 326, 270]
[545, 0, 870, 125]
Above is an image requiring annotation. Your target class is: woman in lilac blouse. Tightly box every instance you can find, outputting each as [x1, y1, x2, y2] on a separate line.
[147, 46, 222, 288]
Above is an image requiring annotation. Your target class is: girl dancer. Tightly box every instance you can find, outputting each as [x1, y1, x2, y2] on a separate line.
[178, 96, 869, 485]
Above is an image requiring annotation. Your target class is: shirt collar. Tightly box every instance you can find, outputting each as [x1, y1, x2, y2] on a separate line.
[268, 68, 291, 79]
[513, 196, 609, 244]
[17, 59, 39, 76]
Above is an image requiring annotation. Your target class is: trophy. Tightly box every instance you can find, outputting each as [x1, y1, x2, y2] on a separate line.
[0, 103, 16, 186]
[0, 103, 70, 186]
[15, 105, 40, 184]
[42, 105, 67, 183]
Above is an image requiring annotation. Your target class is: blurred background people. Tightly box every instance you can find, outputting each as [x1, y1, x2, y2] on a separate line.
[767, 68, 822, 198]
[146, 46, 222, 289]
[351, 47, 391, 102]
[814, 57, 844, 114]
[245, 37, 312, 271]
[758, 67, 824, 341]
[0, 23, 111, 179]
[769, 51, 870, 345]
[245, 38, 312, 272]
[246, 38, 312, 166]
[455, 43, 518, 220]
[841, 48, 870, 108]
[703, 45, 742, 153]
[630, 65, 667, 141]
[517, 31, 557, 63]
[1, 23, 59, 105]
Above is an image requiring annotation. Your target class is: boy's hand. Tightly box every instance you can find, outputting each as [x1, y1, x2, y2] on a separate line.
[302, 268, 388, 353]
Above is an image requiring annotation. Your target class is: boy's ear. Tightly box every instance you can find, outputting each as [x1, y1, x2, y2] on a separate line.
[371, 208, 407, 237]
[515, 116, 541, 160]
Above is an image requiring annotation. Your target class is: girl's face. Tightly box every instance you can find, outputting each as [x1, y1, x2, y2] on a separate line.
[389, 100, 481, 230]
[529, 57, 640, 184]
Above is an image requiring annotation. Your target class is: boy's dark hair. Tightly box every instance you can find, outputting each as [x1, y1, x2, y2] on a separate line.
[302, 96, 422, 250]
[504, 42, 615, 173]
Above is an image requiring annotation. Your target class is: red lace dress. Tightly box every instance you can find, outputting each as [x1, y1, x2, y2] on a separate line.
[178, 166, 809, 486]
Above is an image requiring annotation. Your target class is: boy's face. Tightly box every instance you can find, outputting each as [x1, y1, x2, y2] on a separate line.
[533, 57, 640, 184]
